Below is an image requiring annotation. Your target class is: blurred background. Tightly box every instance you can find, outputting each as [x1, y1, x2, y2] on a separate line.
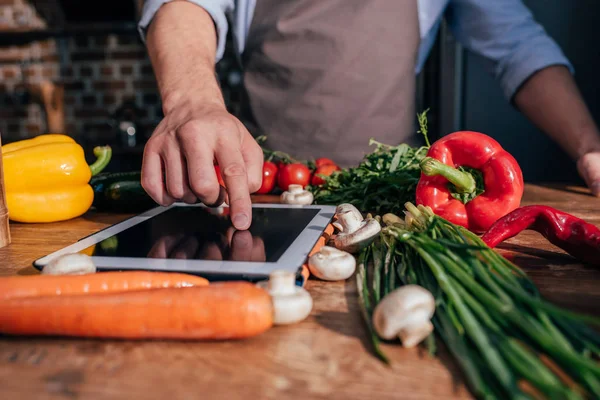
[0, 0, 598, 185]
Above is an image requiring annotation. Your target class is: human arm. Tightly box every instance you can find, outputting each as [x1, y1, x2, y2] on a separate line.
[137, 0, 264, 229]
[512, 66, 600, 196]
[446, 0, 600, 196]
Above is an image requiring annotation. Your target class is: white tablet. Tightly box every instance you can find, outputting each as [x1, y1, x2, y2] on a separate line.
[33, 203, 336, 282]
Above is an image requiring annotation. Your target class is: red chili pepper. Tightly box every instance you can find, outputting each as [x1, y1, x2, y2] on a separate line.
[481, 205, 600, 265]
[415, 131, 524, 233]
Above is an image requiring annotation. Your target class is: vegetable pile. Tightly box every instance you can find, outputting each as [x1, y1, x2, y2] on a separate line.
[5, 114, 600, 400]
[356, 203, 600, 399]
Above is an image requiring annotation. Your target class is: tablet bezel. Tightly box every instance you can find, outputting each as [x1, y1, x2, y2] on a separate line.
[32, 203, 336, 279]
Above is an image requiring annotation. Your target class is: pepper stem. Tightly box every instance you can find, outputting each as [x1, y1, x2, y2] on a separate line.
[420, 157, 476, 193]
[89, 145, 112, 176]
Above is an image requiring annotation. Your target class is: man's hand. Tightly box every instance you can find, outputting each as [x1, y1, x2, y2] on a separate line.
[141, 104, 263, 230]
[142, 1, 263, 229]
[577, 152, 600, 197]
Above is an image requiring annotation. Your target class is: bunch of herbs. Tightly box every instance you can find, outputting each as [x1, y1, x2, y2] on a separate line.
[308, 111, 431, 216]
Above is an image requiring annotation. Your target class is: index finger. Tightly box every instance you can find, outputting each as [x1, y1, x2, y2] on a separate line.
[215, 141, 252, 230]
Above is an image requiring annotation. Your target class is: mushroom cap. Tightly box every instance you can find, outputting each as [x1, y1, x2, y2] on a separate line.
[372, 285, 436, 341]
[42, 253, 97, 275]
[271, 289, 313, 325]
[308, 246, 356, 281]
[333, 218, 381, 253]
[287, 184, 304, 193]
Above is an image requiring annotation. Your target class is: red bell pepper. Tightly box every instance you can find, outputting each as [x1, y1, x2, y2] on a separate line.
[415, 131, 524, 233]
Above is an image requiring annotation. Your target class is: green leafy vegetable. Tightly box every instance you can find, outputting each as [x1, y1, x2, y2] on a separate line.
[308, 111, 431, 216]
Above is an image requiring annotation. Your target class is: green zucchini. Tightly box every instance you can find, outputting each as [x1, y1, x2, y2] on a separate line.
[93, 178, 158, 213]
[91, 171, 143, 210]
[90, 171, 141, 187]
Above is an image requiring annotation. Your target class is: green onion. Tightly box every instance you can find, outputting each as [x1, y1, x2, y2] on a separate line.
[357, 203, 600, 400]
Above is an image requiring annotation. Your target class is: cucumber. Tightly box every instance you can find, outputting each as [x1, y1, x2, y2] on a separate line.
[93, 179, 157, 213]
[90, 171, 141, 187]
[91, 171, 143, 210]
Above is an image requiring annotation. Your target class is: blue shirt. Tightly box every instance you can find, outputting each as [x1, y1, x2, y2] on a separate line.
[138, 0, 573, 101]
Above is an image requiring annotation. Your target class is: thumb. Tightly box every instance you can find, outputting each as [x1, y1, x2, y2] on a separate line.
[577, 152, 600, 197]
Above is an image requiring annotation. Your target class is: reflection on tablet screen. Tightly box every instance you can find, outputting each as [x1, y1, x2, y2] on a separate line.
[82, 207, 320, 263]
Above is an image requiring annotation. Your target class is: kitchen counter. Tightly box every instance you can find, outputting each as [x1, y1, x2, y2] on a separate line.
[0, 184, 599, 400]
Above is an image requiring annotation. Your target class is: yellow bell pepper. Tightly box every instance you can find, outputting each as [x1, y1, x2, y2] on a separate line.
[2, 134, 112, 223]
[1, 133, 75, 153]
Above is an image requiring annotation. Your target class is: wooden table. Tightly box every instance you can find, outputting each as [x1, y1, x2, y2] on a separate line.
[0, 184, 598, 400]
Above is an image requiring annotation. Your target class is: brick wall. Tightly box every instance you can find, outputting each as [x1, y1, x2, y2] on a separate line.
[0, 34, 162, 146]
[0, 0, 162, 148]
[0, 0, 243, 154]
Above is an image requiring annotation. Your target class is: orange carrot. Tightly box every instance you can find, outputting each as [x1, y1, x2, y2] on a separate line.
[324, 223, 335, 238]
[300, 264, 310, 285]
[309, 236, 327, 257]
[0, 271, 209, 300]
[302, 228, 332, 284]
[0, 282, 273, 340]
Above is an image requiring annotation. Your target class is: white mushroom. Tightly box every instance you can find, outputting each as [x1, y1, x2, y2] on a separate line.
[257, 270, 313, 325]
[42, 253, 97, 275]
[333, 217, 381, 254]
[332, 203, 363, 232]
[372, 285, 436, 348]
[308, 246, 356, 281]
[280, 184, 314, 205]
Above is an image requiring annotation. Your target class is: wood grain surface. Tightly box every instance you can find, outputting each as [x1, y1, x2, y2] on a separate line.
[0, 184, 598, 400]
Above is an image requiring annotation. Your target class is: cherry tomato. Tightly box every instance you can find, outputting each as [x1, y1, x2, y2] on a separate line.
[214, 165, 225, 187]
[256, 161, 279, 194]
[311, 164, 341, 186]
[277, 163, 311, 191]
[315, 157, 337, 168]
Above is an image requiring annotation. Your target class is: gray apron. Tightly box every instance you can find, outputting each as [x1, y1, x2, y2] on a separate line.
[240, 0, 421, 167]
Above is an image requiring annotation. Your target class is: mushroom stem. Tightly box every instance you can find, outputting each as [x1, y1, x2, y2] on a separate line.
[268, 270, 297, 295]
[280, 184, 313, 205]
[333, 204, 364, 232]
[398, 321, 434, 348]
[257, 270, 313, 325]
[333, 217, 381, 254]
[336, 210, 363, 233]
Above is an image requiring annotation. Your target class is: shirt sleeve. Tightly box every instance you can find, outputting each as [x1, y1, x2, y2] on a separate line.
[137, 0, 234, 63]
[445, 0, 574, 101]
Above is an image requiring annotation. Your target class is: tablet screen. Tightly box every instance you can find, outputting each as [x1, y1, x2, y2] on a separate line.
[81, 206, 320, 263]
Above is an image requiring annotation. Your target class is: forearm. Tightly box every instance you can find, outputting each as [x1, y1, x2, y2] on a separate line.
[145, 1, 225, 113]
[513, 65, 600, 160]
